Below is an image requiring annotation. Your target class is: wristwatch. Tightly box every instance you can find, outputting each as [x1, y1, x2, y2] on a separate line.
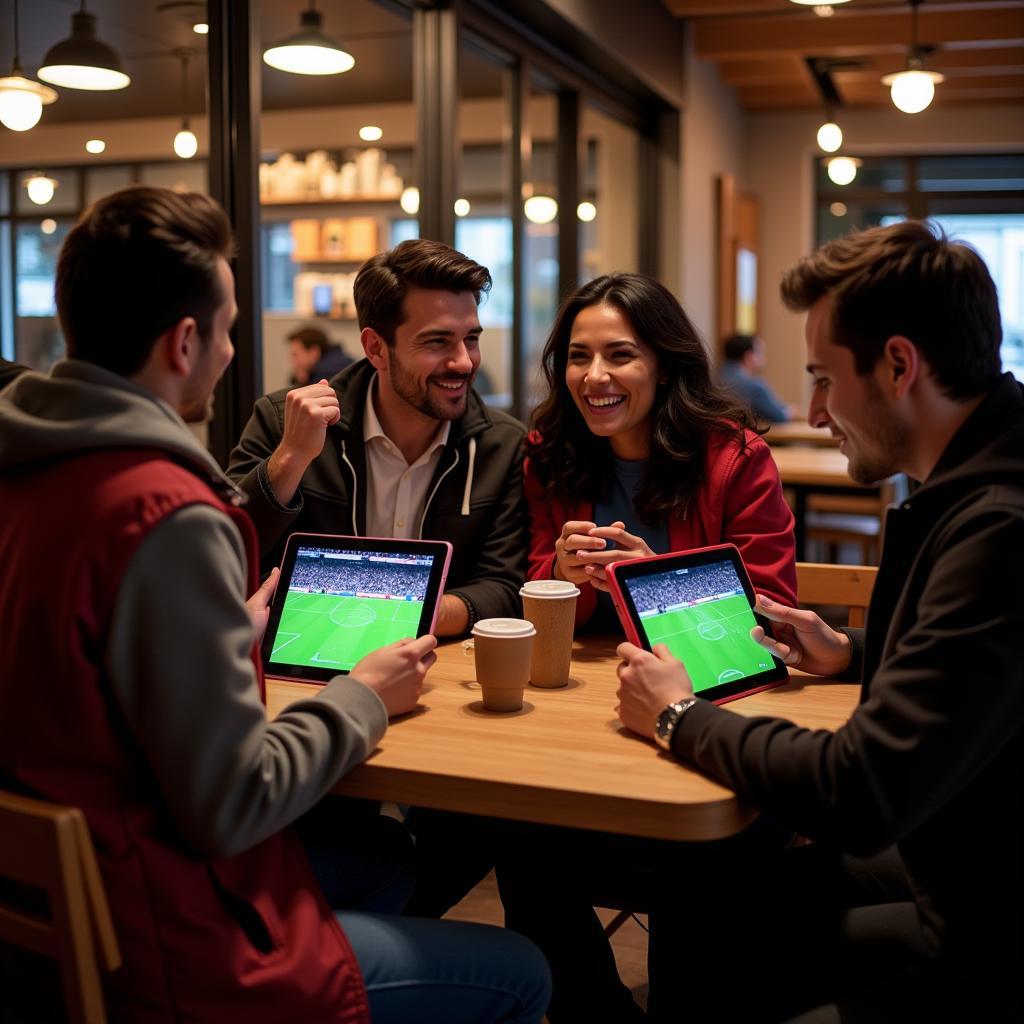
[654, 698, 699, 751]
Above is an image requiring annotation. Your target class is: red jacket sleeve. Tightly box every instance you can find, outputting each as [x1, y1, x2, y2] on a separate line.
[718, 434, 797, 606]
[523, 452, 599, 626]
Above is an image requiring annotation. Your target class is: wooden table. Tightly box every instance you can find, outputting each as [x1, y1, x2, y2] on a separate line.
[763, 422, 838, 447]
[267, 637, 858, 842]
[770, 445, 876, 559]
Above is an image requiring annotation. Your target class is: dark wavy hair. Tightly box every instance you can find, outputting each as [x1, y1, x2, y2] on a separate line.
[529, 274, 757, 521]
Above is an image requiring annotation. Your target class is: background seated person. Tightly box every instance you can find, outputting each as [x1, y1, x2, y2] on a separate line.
[229, 240, 527, 637]
[0, 187, 550, 1024]
[525, 273, 797, 634]
[719, 332, 796, 423]
[287, 324, 354, 386]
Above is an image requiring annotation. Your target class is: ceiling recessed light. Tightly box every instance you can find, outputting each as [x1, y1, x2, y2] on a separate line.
[454, 198, 471, 217]
[359, 125, 383, 142]
[193, 22, 209, 35]
[85, 138, 106, 154]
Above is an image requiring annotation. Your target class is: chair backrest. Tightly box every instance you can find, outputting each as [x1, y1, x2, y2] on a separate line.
[0, 789, 121, 1024]
[796, 562, 878, 627]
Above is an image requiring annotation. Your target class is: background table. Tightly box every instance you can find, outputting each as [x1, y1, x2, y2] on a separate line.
[764, 422, 838, 447]
[769, 445, 879, 559]
[268, 637, 858, 842]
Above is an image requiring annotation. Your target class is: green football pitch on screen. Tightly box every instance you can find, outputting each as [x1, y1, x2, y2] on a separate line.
[641, 593, 774, 693]
[271, 591, 425, 672]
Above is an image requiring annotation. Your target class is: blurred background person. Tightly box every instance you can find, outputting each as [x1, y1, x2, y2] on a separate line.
[287, 325, 354, 386]
[719, 332, 796, 423]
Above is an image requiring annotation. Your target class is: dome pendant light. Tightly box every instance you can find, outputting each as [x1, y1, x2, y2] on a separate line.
[881, 0, 944, 114]
[38, 1, 130, 92]
[0, 0, 58, 132]
[173, 53, 198, 159]
[263, 2, 355, 76]
[816, 110, 843, 154]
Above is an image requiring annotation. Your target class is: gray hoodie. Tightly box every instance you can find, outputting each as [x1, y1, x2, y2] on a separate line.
[0, 360, 387, 857]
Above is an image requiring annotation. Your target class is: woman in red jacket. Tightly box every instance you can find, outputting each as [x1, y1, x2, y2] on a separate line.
[526, 272, 796, 629]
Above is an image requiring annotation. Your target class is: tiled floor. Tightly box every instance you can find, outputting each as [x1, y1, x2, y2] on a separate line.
[444, 870, 650, 1015]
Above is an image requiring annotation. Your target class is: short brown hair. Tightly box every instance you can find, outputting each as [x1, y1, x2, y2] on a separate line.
[56, 186, 234, 377]
[353, 239, 491, 345]
[287, 326, 330, 355]
[780, 220, 1001, 399]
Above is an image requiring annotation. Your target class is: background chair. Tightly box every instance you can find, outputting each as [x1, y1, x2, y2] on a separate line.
[0, 790, 121, 1024]
[795, 561, 877, 627]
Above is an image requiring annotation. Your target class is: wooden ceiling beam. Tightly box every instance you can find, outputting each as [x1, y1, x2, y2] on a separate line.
[717, 55, 813, 86]
[694, 7, 1024, 61]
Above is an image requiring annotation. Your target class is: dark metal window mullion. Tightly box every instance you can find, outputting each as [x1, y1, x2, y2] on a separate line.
[414, 4, 459, 247]
[207, 0, 263, 469]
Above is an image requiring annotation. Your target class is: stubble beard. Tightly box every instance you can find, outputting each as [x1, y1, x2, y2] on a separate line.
[388, 355, 472, 422]
[844, 379, 909, 484]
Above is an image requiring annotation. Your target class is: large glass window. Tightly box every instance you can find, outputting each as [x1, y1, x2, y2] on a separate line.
[817, 154, 1024, 380]
[457, 35, 515, 408]
[257, 0, 416, 394]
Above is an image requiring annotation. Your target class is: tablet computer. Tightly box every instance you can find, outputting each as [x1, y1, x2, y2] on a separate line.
[261, 533, 452, 683]
[607, 543, 788, 704]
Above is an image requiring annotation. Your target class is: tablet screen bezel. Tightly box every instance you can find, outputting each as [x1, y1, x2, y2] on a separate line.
[607, 543, 788, 704]
[261, 533, 452, 683]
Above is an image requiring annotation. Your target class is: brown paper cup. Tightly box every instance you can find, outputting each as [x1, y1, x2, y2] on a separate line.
[520, 580, 580, 688]
[472, 618, 536, 712]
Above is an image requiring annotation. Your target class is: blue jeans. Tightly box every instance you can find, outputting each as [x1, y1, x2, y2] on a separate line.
[338, 912, 552, 1024]
[298, 797, 552, 1023]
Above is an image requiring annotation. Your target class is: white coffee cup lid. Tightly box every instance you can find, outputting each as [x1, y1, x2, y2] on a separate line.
[472, 617, 537, 638]
[519, 580, 580, 599]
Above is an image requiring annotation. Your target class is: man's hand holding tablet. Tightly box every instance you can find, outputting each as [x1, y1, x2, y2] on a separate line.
[616, 642, 695, 740]
[750, 594, 853, 677]
[350, 635, 438, 718]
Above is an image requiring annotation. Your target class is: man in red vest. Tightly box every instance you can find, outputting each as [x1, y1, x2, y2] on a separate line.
[0, 186, 549, 1023]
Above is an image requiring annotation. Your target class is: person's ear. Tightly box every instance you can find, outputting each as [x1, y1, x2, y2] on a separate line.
[881, 335, 919, 400]
[361, 327, 389, 371]
[161, 317, 199, 377]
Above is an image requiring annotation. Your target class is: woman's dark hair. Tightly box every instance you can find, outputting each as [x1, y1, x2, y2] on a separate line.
[529, 273, 756, 521]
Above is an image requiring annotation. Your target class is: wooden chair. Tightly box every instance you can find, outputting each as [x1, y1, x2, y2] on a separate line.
[796, 561, 877, 626]
[0, 790, 121, 1024]
[805, 477, 905, 566]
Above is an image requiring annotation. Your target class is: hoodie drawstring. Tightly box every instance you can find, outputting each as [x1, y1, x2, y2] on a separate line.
[460, 436, 476, 517]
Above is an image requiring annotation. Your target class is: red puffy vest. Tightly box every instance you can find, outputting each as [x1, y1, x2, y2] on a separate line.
[0, 447, 369, 1023]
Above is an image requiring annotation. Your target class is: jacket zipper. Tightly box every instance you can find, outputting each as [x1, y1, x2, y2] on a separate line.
[418, 448, 460, 539]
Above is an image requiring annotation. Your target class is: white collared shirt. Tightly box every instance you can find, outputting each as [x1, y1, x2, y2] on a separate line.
[362, 377, 451, 539]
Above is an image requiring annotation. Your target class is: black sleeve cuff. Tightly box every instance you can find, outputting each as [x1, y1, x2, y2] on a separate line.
[256, 459, 303, 514]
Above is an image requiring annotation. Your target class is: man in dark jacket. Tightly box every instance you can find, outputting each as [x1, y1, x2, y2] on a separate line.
[229, 240, 527, 636]
[618, 220, 1023, 1022]
[287, 325, 354, 386]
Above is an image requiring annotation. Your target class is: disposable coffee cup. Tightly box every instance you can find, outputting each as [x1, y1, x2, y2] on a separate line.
[519, 580, 580, 688]
[472, 618, 536, 712]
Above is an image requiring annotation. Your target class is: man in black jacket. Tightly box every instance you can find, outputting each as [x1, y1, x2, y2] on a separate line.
[618, 221, 1023, 1022]
[228, 240, 527, 636]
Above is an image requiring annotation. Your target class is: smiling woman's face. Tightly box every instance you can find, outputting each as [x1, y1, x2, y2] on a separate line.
[564, 302, 660, 460]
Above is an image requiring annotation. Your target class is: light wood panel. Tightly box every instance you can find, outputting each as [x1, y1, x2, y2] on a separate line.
[267, 636, 859, 842]
[665, 0, 1024, 110]
[796, 562, 877, 627]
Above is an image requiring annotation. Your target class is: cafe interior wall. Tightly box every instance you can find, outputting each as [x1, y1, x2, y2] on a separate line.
[744, 102, 1024, 411]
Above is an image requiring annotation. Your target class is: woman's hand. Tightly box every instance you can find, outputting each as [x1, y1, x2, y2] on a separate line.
[554, 520, 605, 587]
[575, 521, 654, 592]
[751, 594, 852, 677]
